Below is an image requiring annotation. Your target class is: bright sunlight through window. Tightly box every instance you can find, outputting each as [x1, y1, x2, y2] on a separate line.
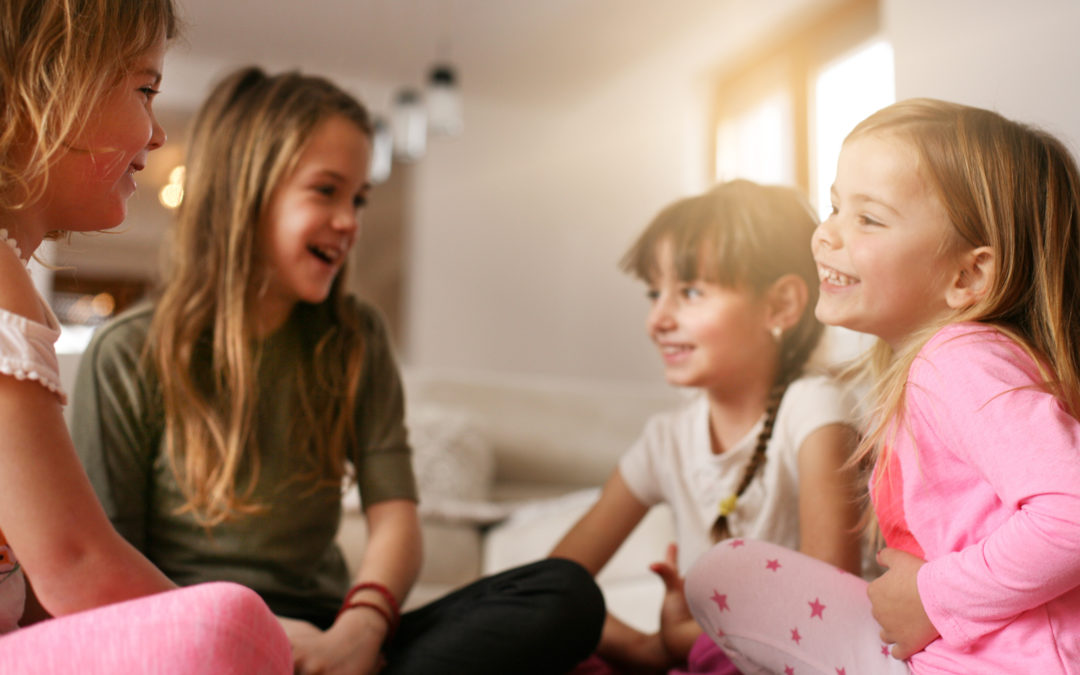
[811, 39, 895, 219]
[715, 90, 794, 186]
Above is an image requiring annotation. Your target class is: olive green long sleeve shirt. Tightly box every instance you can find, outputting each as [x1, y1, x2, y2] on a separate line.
[71, 298, 417, 619]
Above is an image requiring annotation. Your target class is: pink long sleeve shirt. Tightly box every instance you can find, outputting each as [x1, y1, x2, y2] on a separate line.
[874, 322, 1080, 674]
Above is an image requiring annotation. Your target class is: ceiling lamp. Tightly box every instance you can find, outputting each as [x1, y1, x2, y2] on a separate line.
[369, 117, 393, 184]
[426, 64, 463, 137]
[391, 87, 426, 163]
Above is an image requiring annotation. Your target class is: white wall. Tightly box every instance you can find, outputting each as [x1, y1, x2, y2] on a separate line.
[402, 0, 834, 383]
[884, 0, 1080, 153]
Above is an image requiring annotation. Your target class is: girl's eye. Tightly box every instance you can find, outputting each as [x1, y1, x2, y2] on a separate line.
[681, 286, 703, 299]
[645, 288, 660, 302]
[858, 214, 883, 227]
[139, 86, 160, 101]
[352, 195, 367, 210]
[315, 185, 336, 197]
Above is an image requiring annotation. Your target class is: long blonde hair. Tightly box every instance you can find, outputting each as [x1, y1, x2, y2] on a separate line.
[846, 99, 1080, 472]
[0, 0, 179, 216]
[148, 67, 373, 525]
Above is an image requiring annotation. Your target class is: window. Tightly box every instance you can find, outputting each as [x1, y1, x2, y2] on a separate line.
[811, 39, 895, 218]
[711, 0, 892, 363]
[711, 0, 894, 216]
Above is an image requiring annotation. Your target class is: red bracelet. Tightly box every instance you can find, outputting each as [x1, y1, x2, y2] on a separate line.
[339, 582, 401, 632]
[336, 600, 396, 638]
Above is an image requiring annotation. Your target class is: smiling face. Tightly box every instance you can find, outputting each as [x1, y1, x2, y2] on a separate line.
[812, 132, 966, 349]
[645, 238, 775, 393]
[255, 114, 372, 333]
[23, 33, 167, 242]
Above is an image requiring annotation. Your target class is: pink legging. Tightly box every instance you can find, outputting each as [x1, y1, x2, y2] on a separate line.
[0, 582, 291, 674]
[686, 539, 911, 675]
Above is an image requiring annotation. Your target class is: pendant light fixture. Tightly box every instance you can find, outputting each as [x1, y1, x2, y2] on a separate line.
[391, 87, 427, 163]
[426, 63, 463, 137]
[369, 116, 393, 184]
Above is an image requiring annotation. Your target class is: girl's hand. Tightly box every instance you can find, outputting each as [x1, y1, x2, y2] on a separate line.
[279, 613, 387, 674]
[868, 548, 939, 660]
[648, 543, 702, 661]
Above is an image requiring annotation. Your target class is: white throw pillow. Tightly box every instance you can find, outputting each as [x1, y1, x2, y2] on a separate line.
[407, 404, 506, 524]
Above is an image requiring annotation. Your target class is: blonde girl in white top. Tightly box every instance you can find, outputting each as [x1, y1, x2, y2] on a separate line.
[0, 2, 288, 671]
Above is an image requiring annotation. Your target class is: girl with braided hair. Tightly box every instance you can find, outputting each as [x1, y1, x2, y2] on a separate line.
[552, 179, 862, 674]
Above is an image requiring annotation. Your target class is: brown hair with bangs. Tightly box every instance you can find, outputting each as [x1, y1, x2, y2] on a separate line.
[621, 178, 823, 385]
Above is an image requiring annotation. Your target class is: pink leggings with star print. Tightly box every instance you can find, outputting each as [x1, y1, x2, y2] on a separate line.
[685, 539, 910, 675]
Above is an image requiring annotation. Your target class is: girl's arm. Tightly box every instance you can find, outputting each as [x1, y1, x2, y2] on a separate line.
[551, 470, 648, 575]
[796, 422, 862, 574]
[288, 498, 421, 675]
[897, 328, 1080, 648]
[0, 376, 175, 616]
[0, 261, 173, 616]
[552, 470, 677, 669]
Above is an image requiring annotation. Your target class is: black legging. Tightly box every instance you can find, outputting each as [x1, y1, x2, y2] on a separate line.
[380, 558, 605, 675]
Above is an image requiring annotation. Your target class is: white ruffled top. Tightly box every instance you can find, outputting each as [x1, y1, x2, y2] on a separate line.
[0, 230, 66, 405]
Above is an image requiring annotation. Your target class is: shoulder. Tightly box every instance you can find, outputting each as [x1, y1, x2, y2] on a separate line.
[336, 296, 390, 339]
[911, 322, 1037, 388]
[780, 373, 856, 423]
[626, 392, 706, 464]
[0, 247, 45, 324]
[88, 303, 154, 348]
[905, 323, 1049, 426]
[82, 303, 154, 370]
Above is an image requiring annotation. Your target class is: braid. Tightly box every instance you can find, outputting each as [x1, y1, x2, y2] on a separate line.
[710, 379, 790, 542]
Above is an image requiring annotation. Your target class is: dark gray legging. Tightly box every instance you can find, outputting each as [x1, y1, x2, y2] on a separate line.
[302, 558, 605, 675]
[383, 558, 605, 675]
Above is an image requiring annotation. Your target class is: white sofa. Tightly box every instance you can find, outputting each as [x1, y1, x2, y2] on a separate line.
[339, 368, 684, 632]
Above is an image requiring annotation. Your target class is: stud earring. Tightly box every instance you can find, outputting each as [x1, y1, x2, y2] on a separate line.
[770, 325, 782, 342]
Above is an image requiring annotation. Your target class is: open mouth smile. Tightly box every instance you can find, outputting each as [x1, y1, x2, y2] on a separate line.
[308, 244, 343, 264]
[817, 263, 858, 287]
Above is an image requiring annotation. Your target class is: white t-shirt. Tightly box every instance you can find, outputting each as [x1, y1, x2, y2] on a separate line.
[618, 374, 855, 572]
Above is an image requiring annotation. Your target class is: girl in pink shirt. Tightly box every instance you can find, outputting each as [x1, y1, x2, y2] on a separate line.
[684, 98, 1080, 674]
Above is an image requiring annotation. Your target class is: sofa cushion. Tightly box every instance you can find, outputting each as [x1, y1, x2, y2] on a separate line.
[407, 403, 512, 524]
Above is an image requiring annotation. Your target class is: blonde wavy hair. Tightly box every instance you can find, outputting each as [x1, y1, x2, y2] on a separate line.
[0, 0, 179, 218]
[621, 179, 824, 385]
[844, 99, 1080, 475]
[148, 67, 373, 525]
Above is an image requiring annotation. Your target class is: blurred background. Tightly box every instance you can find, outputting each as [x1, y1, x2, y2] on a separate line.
[44, 0, 1080, 385]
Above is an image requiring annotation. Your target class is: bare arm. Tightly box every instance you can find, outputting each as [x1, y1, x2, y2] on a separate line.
[0, 376, 174, 617]
[552, 470, 678, 669]
[796, 422, 862, 574]
[551, 469, 649, 574]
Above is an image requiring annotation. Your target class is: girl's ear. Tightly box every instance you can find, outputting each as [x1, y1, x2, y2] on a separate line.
[765, 274, 809, 331]
[946, 246, 995, 309]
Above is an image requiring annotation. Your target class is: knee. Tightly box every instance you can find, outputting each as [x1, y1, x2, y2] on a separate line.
[186, 582, 273, 619]
[176, 582, 283, 644]
[182, 583, 291, 672]
[531, 558, 606, 648]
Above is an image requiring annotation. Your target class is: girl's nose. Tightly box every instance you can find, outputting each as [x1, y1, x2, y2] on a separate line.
[333, 205, 360, 233]
[812, 215, 841, 252]
[647, 295, 676, 333]
[148, 112, 166, 151]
